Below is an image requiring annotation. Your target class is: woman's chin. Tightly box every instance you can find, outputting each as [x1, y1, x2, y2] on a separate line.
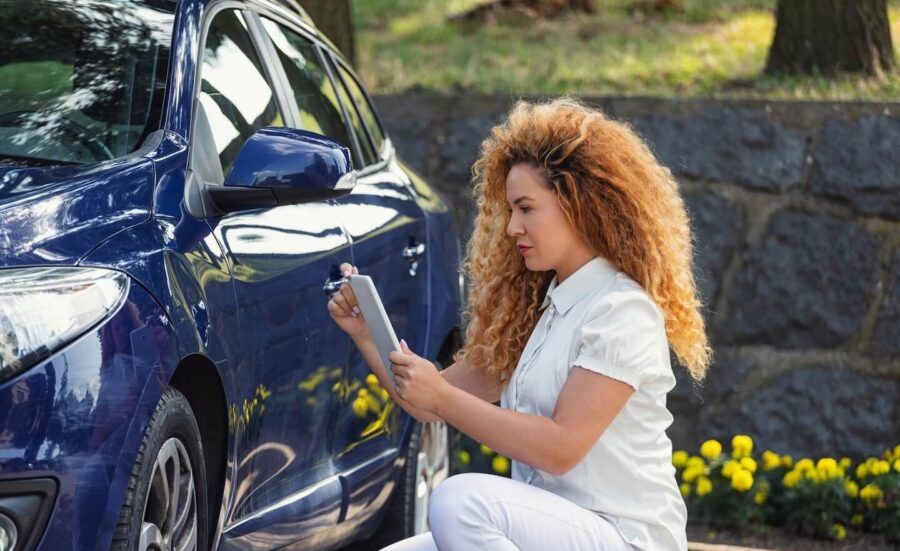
[522, 255, 544, 270]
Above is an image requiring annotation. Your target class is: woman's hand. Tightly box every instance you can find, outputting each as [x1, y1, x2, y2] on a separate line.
[327, 262, 372, 342]
[389, 340, 448, 413]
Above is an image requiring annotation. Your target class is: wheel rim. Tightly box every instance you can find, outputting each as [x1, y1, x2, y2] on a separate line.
[412, 421, 450, 535]
[139, 437, 198, 551]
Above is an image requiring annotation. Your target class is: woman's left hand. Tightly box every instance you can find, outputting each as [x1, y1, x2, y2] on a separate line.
[388, 340, 447, 413]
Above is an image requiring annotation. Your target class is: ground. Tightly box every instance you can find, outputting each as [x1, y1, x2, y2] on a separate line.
[353, 0, 900, 100]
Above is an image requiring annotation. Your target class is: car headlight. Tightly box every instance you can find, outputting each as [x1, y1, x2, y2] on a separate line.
[0, 266, 129, 383]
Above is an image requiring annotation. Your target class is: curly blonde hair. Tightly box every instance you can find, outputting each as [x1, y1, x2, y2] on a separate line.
[452, 96, 711, 386]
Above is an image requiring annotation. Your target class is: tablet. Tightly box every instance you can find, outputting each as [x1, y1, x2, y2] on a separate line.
[347, 274, 401, 388]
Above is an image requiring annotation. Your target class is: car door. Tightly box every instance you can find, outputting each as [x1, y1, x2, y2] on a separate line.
[190, 8, 351, 547]
[323, 53, 432, 521]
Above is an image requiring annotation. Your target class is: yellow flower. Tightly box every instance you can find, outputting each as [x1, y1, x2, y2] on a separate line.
[831, 523, 846, 541]
[816, 458, 843, 479]
[856, 463, 869, 480]
[753, 490, 767, 504]
[740, 456, 757, 474]
[851, 514, 864, 527]
[845, 480, 859, 498]
[894, 444, 900, 460]
[860, 483, 883, 503]
[839, 457, 853, 470]
[680, 482, 691, 497]
[762, 450, 781, 470]
[682, 465, 704, 483]
[804, 468, 823, 483]
[480, 444, 493, 455]
[781, 454, 793, 468]
[783, 469, 802, 488]
[894, 459, 900, 473]
[352, 397, 368, 417]
[871, 460, 891, 476]
[731, 435, 753, 458]
[672, 450, 688, 468]
[701, 440, 723, 461]
[794, 458, 814, 473]
[696, 476, 713, 497]
[458, 450, 471, 466]
[492, 455, 510, 474]
[731, 469, 754, 492]
[366, 373, 379, 387]
[721, 460, 740, 479]
[686, 456, 705, 470]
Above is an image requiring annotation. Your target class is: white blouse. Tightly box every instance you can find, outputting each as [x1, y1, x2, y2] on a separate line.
[500, 256, 688, 551]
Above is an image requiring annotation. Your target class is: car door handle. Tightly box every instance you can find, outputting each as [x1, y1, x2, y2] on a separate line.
[402, 237, 425, 277]
[322, 264, 346, 295]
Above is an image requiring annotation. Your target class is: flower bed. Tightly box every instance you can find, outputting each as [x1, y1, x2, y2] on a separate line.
[676, 435, 900, 543]
[453, 433, 900, 544]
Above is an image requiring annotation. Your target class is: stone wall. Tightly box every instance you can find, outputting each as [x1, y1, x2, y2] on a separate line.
[373, 93, 900, 460]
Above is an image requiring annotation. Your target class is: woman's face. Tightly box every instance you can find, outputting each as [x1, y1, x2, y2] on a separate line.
[505, 162, 595, 281]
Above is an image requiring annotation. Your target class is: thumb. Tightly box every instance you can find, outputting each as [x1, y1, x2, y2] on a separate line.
[400, 338, 411, 354]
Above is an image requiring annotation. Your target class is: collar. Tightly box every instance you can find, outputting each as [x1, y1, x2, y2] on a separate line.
[539, 256, 620, 314]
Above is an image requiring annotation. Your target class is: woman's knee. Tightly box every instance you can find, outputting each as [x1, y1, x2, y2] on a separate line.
[428, 473, 503, 528]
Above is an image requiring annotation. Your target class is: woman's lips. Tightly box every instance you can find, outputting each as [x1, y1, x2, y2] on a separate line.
[518, 245, 532, 253]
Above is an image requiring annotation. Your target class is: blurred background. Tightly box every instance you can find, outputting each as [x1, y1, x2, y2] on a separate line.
[302, 1, 899, 546]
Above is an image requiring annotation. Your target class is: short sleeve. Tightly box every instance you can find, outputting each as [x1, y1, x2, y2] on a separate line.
[572, 290, 666, 391]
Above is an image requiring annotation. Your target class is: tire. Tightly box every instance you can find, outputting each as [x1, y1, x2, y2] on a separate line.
[112, 387, 208, 551]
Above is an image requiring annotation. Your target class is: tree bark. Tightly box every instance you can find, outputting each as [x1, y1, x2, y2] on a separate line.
[299, 0, 356, 66]
[765, 0, 895, 76]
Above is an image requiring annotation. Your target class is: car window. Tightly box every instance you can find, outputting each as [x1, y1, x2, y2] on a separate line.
[198, 9, 283, 177]
[326, 56, 378, 168]
[0, 0, 173, 167]
[335, 63, 385, 154]
[259, 18, 356, 163]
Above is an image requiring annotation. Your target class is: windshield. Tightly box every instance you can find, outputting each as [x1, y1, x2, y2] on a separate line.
[0, 0, 174, 167]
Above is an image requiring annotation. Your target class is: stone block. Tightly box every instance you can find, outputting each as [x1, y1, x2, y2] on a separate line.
[718, 210, 877, 348]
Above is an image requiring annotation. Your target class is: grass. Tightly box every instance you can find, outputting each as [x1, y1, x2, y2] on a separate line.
[353, 0, 900, 100]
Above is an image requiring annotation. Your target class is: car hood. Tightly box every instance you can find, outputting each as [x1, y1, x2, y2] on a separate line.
[0, 157, 155, 268]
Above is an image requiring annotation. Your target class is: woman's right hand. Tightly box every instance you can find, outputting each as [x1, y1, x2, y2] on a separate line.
[327, 262, 372, 342]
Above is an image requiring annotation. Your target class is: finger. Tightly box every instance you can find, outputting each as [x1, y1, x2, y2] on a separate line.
[339, 280, 359, 313]
[339, 262, 354, 277]
[331, 293, 355, 317]
[327, 297, 346, 317]
[400, 339, 411, 353]
[328, 293, 353, 316]
[388, 351, 407, 365]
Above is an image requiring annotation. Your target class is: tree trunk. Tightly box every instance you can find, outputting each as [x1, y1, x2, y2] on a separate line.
[765, 0, 895, 76]
[299, 0, 356, 66]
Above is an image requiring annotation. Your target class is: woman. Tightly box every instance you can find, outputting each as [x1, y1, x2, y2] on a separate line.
[327, 97, 711, 551]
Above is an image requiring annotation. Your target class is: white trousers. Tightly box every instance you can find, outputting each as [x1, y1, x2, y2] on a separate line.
[381, 472, 634, 551]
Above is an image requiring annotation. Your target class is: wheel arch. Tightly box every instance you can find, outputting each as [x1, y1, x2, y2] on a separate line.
[168, 353, 228, 549]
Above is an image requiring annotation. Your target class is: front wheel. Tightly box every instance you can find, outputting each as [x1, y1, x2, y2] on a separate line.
[112, 387, 208, 551]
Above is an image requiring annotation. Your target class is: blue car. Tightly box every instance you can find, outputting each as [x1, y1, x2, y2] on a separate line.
[0, 0, 463, 549]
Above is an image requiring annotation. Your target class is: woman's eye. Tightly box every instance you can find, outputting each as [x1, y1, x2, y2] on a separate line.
[520, 206, 531, 213]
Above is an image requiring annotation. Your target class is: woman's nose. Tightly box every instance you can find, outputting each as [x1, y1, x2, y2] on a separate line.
[506, 217, 522, 237]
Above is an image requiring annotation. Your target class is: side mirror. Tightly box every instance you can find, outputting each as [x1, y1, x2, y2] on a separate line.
[206, 127, 356, 214]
